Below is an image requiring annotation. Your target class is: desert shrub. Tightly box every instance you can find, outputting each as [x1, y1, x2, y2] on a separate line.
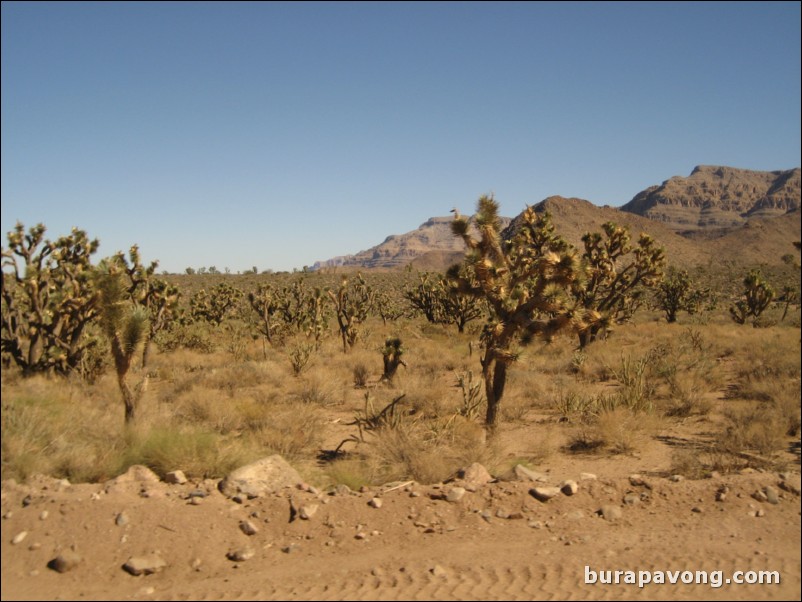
[294, 374, 337, 406]
[155, 321, 214, 353]
[0, 376, 128, 482]
[353, 362, 370, 388]
[719, 404, 789, 457]
[287, 340, 315, 376]
[120, 426, 246, 479]
[568, 407, 661, 454]
[249, 405, 325, 460]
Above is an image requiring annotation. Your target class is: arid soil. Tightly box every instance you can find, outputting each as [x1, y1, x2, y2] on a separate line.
[2, 448, 800, 601]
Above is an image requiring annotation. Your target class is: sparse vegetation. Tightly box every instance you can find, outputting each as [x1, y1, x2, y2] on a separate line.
[1, 217, 799, 492]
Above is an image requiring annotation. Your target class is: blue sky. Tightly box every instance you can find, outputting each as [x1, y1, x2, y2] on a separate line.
[2, 1, 800, 273]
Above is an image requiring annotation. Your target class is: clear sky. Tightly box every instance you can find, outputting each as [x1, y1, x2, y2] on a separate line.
[2, 1, 800, 273]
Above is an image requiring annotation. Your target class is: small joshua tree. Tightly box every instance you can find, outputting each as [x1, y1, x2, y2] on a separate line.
[328, 274, 374, 353]
[573, 222, 665, 347]
[95, 259, 149, 424]
[381, 337, 406, 382]
[653, 267, 711, 323]
[730, 269, 775, 326]
[189, 282, 243, 325]
[248, 284, 284, 354]
[451, 196, 593, 430]
[405, 270, 484, 333]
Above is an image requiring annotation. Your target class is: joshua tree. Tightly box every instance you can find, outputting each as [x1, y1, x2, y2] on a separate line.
[653, 267, 711, 323]
[328, 274, 374, 353]
[405, 270, 484, 333]
[189, 282, 243, 325]
[730, 269, 775, 326]
[450, 196, 593, 430]
[248, 283, 284, 354]
[573, 222, 665, 347]
[1, 223, 100, 376]
[94, 259, 149, 424]
[111, 245, 179, 367]
[381, 337, 406, 382]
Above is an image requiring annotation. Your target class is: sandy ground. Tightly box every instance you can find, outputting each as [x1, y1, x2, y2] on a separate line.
[2, 448, 800, 602]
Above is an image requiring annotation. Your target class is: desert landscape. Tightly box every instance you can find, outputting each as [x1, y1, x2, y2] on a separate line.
[2, 166, 801, 601]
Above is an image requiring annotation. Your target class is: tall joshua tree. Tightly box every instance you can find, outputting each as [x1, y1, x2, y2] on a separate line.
[111, 245, 179, 368]
[95, 259, 149, 424]
[450, 196, 594, 430]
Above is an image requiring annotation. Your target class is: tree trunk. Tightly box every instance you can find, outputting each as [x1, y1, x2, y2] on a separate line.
[482, 353, 508, 432]
[119, 374, 137, 424]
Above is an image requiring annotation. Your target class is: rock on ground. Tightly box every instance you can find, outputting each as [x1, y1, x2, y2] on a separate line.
[218, 455, 303, 499]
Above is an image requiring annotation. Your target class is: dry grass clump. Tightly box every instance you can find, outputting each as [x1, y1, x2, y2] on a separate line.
[1, 376, 124, 482]
[568, 406, 662, 455]
[719, 401, 793, 458]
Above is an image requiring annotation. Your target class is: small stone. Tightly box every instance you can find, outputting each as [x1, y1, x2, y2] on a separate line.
[459, 463, 494, 488]
[623, 493, 640, 506]
[335, 484, 352, 496]
[756, 508, 765, 517]
[580, 473, 597, 481]
[752, 490, 768, 503]
[11, 531, 28, 545]
[123, 554, 167, 576]
[165, 470, 188, 485]
[764, 486, 780, 505]
[371, 567, 385, 577]
[560, 480, 578, 496]
[599, 505, 623, 521]
[629, 474, 652, 489]
[565, 510, 585, 521]
[691, 506, 703, 513]
[446, 487, 466, 503]
[281, 543, 300, 554]
[669, 475, 684, 482]
[495, 508, 510, 519]
[226, 547, 255, 562]
[240, 520, 259, 536]
[39, 510, 49, 520]
[29, 542, 42, 551]
[480, 510, 493, 522]
[529, 486, 561, 502]
[299, 504, 319, 520]
[355, 532, 367, 540]
[513, 465, 550, 483]
[48, 551, 83, 573]
[368, 497, 383, 509]
[431, 564, 448, 577]
[189, 496, 202, 505]
[116, 512, 129, 526]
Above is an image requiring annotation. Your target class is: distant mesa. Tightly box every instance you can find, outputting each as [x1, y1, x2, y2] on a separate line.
[311, 215, 511, 271]
[312, 165, 801, 272]
[619, 165, 800, 232]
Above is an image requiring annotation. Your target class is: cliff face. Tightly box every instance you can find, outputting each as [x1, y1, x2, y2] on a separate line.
[313, 166, 800, 272]
[312, 216, 511, 271]
[619, 166, 800, 231]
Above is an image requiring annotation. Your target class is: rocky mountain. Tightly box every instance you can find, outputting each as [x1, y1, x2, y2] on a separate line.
[313, 166, 800, 272]
[312, 215, 511, 271]
[620, 165, 800, 232]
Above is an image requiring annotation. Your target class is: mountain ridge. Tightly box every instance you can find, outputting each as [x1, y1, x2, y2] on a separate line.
[312, 166, 801, 272]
